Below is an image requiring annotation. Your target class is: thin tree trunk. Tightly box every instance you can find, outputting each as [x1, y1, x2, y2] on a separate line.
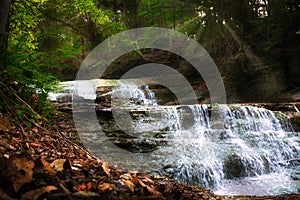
[0, 0, 11, 53]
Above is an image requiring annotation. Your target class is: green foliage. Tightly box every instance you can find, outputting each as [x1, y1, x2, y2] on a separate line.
[34, 0, 126, 79]
[136, 0, 196, 28]
[5, 50, 58, 116]
[74, 0, 110, 24]
[1, 0, 299, 121]
[1, 0, 127, 121]
[0, 0, 58, 119]
[8, 0, 47, 52]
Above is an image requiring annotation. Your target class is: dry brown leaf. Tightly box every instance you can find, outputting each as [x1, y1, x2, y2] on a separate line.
[98, 183, 115, 192]
[142, 176, 154, 185]
[50, 159, 66, 171]
[76, 184, 87, 192]
[131, 176, 139, 185]
[44, 186, 58, 192]
[2, 157, 35, 192]
[29, 142, 41, 147]
[138, 179, 147, 188]
[21, 185, 57, 200]
[102, 162, 110, 176]
[50, 159, 70, 171]
[32, 128, 38, 133]
[138, 180, 160, 195]
[7, 144, 16, 151]
[87, 182, 93, 190]
[120, 179, 135, 192]
[41, 158, 56, 175]
[0, 115, 11, 132]
[146, 185, 160, 195]
[120, 173, 132, 180]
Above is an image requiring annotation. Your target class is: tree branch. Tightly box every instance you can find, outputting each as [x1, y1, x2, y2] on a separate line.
[27, 1, 79, 33]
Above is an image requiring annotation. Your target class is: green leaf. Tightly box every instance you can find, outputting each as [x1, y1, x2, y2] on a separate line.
[34, 115, 42, 121]
[16, 110, 24, 119]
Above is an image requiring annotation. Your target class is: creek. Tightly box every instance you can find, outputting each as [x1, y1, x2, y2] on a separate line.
[51, 79, 300, 196]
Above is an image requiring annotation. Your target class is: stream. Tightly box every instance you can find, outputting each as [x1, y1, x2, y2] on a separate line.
[50, 79, 300, 196]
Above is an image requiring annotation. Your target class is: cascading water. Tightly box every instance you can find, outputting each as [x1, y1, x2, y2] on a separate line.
[107, 81, 300, 195]
[113, 80, 157, 107]
[50, 80, 300, 195]
[158, 104, 300, 195]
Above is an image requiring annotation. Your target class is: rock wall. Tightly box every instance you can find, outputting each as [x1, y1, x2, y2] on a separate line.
[100, 49, 297, 103]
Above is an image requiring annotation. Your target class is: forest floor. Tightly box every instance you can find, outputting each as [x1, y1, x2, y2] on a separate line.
[0, 107, 300, 199]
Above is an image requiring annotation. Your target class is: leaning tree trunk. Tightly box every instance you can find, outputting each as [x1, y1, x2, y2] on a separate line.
[0, 0, 12, 54]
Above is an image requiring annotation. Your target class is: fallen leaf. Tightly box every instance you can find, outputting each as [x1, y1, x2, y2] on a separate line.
[138, 180, 147, 188]
[76, 184, 86, 192]
[146, 185, 160, 195]
[26, 142, 35, 155]
[102, 162, 110, 176]
[50, 159, 65, 171]
[98, 183, 115, 192]
[87, 182, 93, 190]
[120, 173, 132, 180]
[29, 142, 41, 147]
[2, 157, 35, 192]
[0, 115, 11, 132]
[119, 179, 135, 192]
[132, 176, 139, 185]
[40, 158, 56, 175]
[21, 185, 57, 200]
[138, 180, 160, 195]
[32, 128, 38, 133]
[50, 159, 70, 171]
[142, 176, 154, 185]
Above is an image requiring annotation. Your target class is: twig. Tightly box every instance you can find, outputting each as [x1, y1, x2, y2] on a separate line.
[293, 105, 299, 112]
[20, 124, 25, 138]
[6, 85, 40, 118]
[23, 114, 46, 132]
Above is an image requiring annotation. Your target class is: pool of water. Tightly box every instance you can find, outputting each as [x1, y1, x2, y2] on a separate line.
[214, 169, 300, 196]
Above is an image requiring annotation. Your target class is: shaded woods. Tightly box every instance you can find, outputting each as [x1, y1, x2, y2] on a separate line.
[0, 0, 300, 199]
[1, 0, 300, 102]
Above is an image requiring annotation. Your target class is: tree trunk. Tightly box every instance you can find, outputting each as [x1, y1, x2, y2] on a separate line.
[122, 0, 139, 28]
[0, 0, 12, 53]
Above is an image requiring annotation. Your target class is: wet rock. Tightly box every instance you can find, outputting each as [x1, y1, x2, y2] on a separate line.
[224, 154, 247, 179]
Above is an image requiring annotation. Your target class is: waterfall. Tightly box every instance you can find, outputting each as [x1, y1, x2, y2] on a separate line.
[104, 81, 299, 194]
[156, 104, 300, 194]
[112, 80, 157, 107]
[51, 80, 300, 195]
[105, 99, 299, 194]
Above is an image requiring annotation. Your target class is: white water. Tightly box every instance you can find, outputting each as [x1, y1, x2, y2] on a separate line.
[215, 169, 300, 196]
[50, 80, 300, 195]
[157, 104, 300, 194]
[48, 80, 97, 101]
[109, 83, 300, 195]
[113, 80, 157, 107]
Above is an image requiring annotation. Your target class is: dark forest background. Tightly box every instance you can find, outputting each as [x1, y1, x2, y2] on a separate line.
[1, 0, 300, 108]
